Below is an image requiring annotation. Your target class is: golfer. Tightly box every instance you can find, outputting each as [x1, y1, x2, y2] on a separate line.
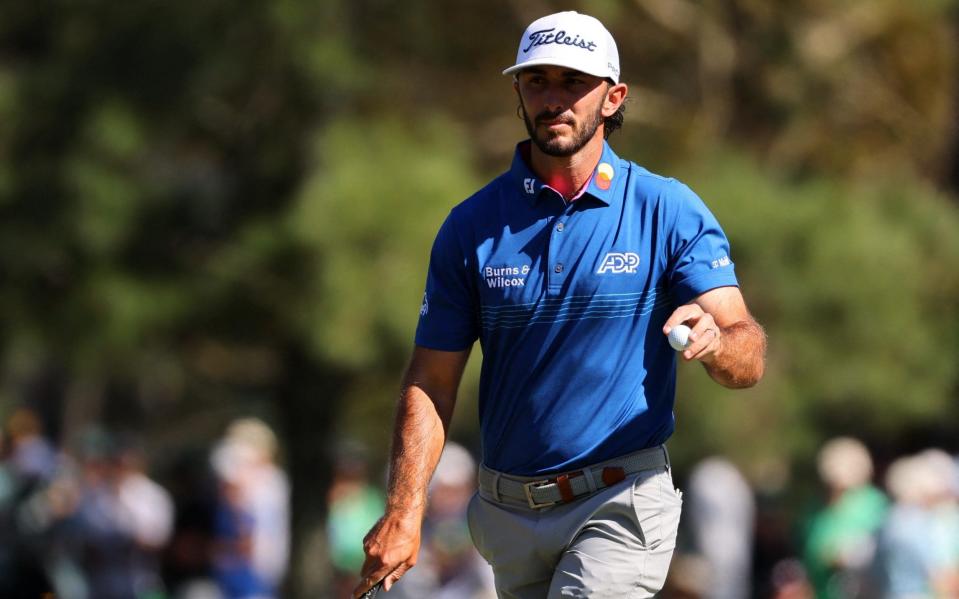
[355, 10, 766, 598]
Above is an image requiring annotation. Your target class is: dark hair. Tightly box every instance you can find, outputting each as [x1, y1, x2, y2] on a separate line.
[603, 102, 626, 139]
[603, 80, 626, 139]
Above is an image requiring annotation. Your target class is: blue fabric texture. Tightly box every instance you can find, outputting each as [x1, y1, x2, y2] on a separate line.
[415, 141, 738, 475]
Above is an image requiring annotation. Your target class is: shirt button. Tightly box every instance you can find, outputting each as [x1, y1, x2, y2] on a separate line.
[554, 263, 564, 273]
[556, 222, 565, 232]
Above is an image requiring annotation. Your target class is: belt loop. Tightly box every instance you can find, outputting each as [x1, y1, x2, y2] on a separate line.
[556, 474, 575, 503]
[602, 466, 626, 487]
[583, 467, 598, 493]
[491, 472, 502, 502]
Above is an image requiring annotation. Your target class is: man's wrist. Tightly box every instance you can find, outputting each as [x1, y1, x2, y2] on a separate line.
[385, 497, 427, 520]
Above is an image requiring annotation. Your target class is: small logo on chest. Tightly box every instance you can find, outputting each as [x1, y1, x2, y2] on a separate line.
[597, 252, 640, 274]
[485, 264, 530, 288]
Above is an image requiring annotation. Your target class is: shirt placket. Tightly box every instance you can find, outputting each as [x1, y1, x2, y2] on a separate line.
[546, 195, 573, 296]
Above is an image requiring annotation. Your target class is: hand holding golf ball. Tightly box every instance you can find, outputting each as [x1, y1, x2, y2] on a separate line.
[663, 303, 722, 362]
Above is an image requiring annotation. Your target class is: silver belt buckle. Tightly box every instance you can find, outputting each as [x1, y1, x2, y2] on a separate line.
[522, 479, 557, 509]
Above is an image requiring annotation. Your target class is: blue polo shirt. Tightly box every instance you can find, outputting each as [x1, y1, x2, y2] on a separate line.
[415, 140, 738, 476]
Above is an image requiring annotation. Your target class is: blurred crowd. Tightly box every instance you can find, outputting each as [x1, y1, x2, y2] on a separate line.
[327, 441, 495, 599]
[664, 437, 959, 599]
[0, 409, 289, 599]
[4, 406, 958, 599]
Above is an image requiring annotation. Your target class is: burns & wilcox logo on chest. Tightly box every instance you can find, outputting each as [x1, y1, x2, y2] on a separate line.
[484, 264, 530, 288]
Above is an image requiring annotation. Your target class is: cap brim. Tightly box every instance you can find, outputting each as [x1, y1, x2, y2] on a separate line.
[502, 57, 617, 82]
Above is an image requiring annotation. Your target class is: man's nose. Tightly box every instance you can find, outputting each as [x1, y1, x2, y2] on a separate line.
[542, 86, 566, 113]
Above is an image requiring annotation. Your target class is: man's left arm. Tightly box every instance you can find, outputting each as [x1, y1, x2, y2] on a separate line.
[663, 286, 766, 388]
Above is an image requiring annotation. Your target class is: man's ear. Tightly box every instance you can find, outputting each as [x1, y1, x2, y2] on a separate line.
[603, 83, 628, 117]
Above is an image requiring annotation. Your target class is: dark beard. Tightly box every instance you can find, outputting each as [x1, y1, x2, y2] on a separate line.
[519, 98, 605, 157]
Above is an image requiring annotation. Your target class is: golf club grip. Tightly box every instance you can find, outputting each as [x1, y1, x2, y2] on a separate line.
[360, 581, 383, 598]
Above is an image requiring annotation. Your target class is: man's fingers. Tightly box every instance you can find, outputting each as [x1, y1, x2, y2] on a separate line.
[681, 309, 718, 359]
[355, 535, 417, 596]
[382, 563, 412, 591]
[354, 509, 422, 596]
[354, 568, 388, 598]
[663, 303, 704, 333]
[355, 549, 390, 598]
[354, 562, 411, 597]
[683, 326, 720, 361]
[687, 314, 716, 342]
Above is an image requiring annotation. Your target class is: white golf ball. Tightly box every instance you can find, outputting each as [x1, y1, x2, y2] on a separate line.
[667, 324, 692, 352]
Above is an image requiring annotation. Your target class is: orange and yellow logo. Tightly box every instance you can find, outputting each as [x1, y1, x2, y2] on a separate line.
[596, 162, 614, 190]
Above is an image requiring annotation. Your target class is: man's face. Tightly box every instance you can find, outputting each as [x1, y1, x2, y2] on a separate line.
[515, 66, 609, 157]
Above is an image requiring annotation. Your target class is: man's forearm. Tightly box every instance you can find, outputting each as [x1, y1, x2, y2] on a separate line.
[703, 319, 767, 388]
[384, 382, 451, 518]
[354, 348, 468, 598]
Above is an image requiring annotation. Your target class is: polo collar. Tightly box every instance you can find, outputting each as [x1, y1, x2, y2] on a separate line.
[509, 140, 623, 207]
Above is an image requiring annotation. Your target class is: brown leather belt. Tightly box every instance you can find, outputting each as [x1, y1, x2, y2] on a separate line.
[477, 445, 669, 509]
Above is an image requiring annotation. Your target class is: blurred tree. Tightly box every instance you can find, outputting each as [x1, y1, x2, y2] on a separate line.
[605, 0, 959, 181]
[0, 0, 348, 595]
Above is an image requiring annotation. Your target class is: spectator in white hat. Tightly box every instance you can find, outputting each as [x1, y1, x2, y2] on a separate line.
[874, 450, 959, 599]
[803, 437, 888, 599]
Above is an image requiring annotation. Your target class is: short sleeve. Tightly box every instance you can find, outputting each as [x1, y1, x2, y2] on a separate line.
[665, 182, 739, 305]
[414, 212, 479, 351]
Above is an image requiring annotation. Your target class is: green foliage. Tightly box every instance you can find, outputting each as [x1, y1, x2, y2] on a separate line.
[290, 115, 481, 368]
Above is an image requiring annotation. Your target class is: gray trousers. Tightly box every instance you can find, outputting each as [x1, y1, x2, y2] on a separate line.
[467, 465, 682, 598]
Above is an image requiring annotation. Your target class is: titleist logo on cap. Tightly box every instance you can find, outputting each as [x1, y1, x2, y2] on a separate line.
[502, 12, 621, 83]
[523, 28, 597, 53]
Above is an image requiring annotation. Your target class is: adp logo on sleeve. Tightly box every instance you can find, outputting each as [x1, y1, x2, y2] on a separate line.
[597, 252, 640, 274]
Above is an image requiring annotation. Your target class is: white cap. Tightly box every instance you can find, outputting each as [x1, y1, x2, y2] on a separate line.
[503, 11, 620, 83]
[430, 442, 476, 489]
[817, 437, 873, 490]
